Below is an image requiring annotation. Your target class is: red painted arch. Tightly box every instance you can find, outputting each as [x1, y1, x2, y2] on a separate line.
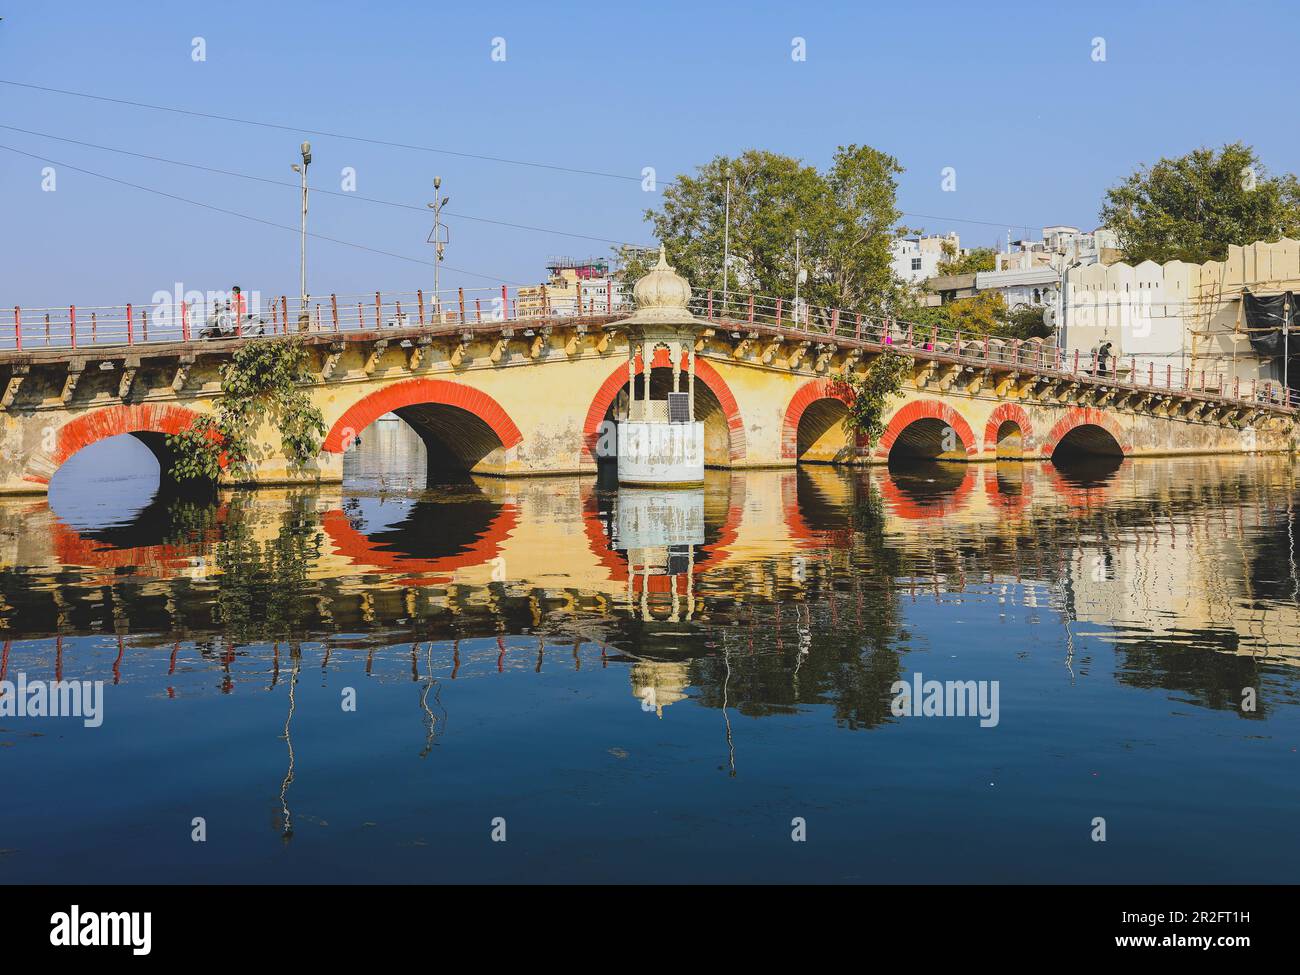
[322, 378, 523, 454]
[26, 403, 209, 485]
[983, 403, 1035, 455]
[781, 378, 860, 460]
[1040, 406, 1130, 458]
[582, 350, 746, 465]
[875, 399, 978, 460]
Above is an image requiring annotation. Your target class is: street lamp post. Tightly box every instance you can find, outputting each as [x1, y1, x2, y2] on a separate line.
[794, 229, 805, 326]
[721, 162, 731, 315]
[1055, 249, 1077, 360]
[290, 141, 311, 331]
[427, 176, 450, 320]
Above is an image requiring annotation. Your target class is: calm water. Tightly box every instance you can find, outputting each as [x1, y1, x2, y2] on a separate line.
[2, 423, 1298, 883]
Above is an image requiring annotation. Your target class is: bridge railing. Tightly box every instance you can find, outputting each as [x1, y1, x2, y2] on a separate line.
[4, 284, 635, 352]
[6, 283, 1296, 412]
[692, 287, 1300, 412]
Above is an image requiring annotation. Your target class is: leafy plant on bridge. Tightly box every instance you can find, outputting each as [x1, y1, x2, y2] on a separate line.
[166, 338, 327, 482]
[831, 349, 912, 448]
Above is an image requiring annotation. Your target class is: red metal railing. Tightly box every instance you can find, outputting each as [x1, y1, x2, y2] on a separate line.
[3, 284, 1295, 413]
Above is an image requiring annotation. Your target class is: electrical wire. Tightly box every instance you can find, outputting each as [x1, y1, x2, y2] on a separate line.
[0, 78, 1053, 234]
[0, 143, 530, 285]
[0, 122, 652, 248]
[0, 78, 641, 183]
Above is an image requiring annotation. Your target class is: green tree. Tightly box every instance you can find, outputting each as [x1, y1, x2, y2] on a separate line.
[894, 288, 1018, 339]
[1100, 142, 1300, 264]
[935, 244, 996, 276]
[167, 338, 326, 482]
[643, 146, 907, 319]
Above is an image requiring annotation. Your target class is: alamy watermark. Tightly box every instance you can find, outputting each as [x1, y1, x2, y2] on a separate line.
[890, 672, 1000, 728]
[0, 672, 104, 727]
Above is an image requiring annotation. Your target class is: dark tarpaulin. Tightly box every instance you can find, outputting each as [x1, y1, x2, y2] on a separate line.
[1242, 291, 1300, 359]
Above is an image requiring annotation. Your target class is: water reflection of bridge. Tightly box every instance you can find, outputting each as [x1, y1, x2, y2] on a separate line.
[0, 456, 1295, 668]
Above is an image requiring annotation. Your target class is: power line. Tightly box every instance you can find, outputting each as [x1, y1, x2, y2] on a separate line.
[0, 143, 529, 285]
[0, 79, 1053, 234]
[0, 78, 642, 184]
[0, 122, 651, 248]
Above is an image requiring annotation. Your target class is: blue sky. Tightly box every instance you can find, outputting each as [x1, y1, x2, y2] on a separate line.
[1, 0, 1296, 307]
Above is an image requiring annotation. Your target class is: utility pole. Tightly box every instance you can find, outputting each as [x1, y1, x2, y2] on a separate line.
[721, 162, 731, 314]
[1285, 293, 1292, 404]
[1055, 249, 1076, 357]
[794, 230, 802, 325]
[427, 176, 449, 320]
[290, 141, 311, 330]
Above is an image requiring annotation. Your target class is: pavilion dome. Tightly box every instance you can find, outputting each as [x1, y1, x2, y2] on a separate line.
[626, 245, 696, 324]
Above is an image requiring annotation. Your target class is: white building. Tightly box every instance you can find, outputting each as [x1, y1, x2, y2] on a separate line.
[892, 233, 961, 284]
[974, 226, 1119, 330]
[1061, 238, 1300, 392]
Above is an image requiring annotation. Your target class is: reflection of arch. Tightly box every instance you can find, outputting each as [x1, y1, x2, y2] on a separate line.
[876, 466, 977, 519]
[322, 379, 522, 455]
[781, 378, 860, 461]
[780, 468, 859, 549]
[983, 403, 1034, 457]
[49, 502, 226, 576]
[1042, 407, 1129, 459]
[582, 351, 746, 466]
[321, 504, 517, 583]
[25, 403, 209, 485]
[876, 399, 977, 461]
[982, 464, 1034, 512]
[1043, 460, 1126, 509]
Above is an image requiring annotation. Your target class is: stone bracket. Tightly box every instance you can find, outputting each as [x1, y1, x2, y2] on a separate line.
[787, 341, 812, 370]
[407, 336, 433, 370]
[321, 342, 347, 381]
[171, 354, 195, 393]
[118, 356, 141, 400]
[529, 326, 551, 359]
[364, 339, 389, 375]
[61, 359, 86, 404]
[0, 364, 29, 411]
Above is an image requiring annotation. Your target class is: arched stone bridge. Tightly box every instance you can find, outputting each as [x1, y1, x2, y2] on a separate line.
[0, 292, 1294, 493]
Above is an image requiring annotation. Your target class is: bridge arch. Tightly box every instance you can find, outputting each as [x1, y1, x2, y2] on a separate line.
[1042, 407, 1128, 460]
[876, 399, 977, 463]
[984, 403, 1034, 459]
[781, 378, 861, 462]
[24, 403, 210, 487]
[323, 378, 523, 474]
[583, 350, 745, 467]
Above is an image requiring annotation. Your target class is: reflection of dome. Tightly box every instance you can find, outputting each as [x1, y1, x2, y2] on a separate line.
[631, 660, 691, 718]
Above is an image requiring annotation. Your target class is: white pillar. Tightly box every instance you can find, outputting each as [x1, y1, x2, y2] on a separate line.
[687, 343, 696, 421]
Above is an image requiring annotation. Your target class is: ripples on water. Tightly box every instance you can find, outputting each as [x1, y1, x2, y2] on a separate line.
[1, 423, 1297, 882]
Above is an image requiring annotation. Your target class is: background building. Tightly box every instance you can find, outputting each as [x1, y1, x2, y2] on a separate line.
[891, 233, 961, 284]
[1063, 237, 1300, 393]
[517, 257, 630, 317]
